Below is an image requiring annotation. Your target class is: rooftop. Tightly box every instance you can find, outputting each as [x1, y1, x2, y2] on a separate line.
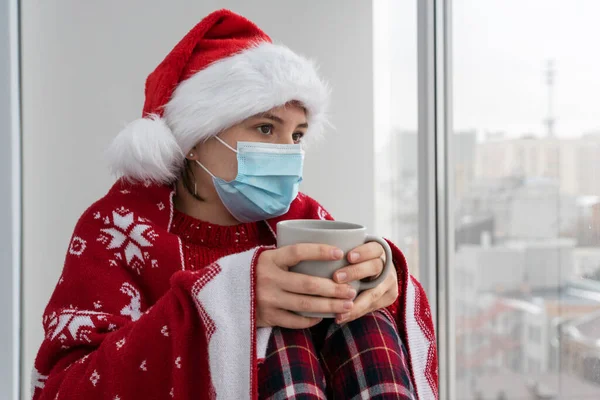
[565, 310, 600, 348]
[502, 280, 600, 307]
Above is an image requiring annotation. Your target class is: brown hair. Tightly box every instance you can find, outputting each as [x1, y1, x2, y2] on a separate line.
[181, 159, 204, 201]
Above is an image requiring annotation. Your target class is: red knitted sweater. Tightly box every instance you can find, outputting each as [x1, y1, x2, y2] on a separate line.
[31, 181, 438, 400]
[171, 210, 275, 269]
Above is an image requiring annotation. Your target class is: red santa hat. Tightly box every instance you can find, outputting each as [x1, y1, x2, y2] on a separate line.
[107, 9, 329, 183]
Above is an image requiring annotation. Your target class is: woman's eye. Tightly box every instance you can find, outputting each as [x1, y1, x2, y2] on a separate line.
[257, 125, 273, 135]
[292, 132, 304, 143]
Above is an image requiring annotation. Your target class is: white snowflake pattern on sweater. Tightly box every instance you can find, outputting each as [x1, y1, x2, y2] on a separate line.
[68, 236, 87, 256]
[46, 309, 106, 344]
[90, 370, 100, 386]
[99, 210, 154, 273]
[116, 338, 126, 350]
[161, 325, 169, 337]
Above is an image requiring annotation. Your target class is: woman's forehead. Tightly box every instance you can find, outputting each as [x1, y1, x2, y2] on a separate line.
[254, 102, 307, 120]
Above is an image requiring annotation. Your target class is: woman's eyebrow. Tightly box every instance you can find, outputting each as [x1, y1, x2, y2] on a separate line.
[254, 112, 284, 124]
[252, 112, 308, 129]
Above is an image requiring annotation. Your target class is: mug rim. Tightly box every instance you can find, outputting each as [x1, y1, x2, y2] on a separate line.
[276, 219, 365, 232]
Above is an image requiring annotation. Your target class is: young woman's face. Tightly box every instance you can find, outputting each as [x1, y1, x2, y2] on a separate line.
[191, 102, 308, 186]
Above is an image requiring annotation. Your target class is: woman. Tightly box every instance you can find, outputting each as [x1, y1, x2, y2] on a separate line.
[31, 9, 438, 400]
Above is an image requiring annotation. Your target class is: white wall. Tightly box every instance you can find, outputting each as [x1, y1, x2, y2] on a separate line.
[21, 1, 375, 397]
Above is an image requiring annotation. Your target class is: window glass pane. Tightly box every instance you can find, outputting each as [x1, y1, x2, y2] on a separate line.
[374, 0, 419, 278]
[453, 1, 600, 398]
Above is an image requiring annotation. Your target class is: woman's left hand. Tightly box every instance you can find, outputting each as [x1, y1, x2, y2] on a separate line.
[332, 242, 399, 324]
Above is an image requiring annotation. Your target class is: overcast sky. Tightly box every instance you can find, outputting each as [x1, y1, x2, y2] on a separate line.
[382, 0, 600, 143]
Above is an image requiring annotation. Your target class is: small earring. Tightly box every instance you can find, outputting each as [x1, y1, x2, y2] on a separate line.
[189, 153, 194, 157]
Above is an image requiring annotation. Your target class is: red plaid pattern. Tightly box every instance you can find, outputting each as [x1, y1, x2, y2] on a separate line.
[258, 327, 327, 399]
[258, 311, 416, 399]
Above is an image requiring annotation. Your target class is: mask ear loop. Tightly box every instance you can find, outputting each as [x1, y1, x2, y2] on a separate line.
[214, 136, 238, 153]
[193, 136, 237, 187]
[195, 160, 216, 179]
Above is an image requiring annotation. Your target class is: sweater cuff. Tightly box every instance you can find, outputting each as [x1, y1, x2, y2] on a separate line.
[383, 239, 408, 324]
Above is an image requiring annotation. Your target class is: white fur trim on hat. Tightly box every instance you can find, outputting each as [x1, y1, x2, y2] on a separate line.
[106, 115, 184, 183]
[107, 42, 329, 183]
[165, 42, 330, 155]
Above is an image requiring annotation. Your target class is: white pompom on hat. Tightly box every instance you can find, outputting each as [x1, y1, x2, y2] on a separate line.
[107, 9, 330, 183]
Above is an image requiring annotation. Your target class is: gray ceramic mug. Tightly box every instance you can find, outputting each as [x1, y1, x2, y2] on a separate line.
[276, 219, 393, 318]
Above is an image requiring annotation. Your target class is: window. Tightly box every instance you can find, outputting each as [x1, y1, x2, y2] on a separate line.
[452, 0, 600, 398]
[374, 0, 419, 277]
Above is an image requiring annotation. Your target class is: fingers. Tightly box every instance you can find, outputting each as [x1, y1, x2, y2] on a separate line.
[259, 309, 323, 329]
[333, 242, 385, 283]
[334, 257, 384, 284]
[272, 243, 344, 268]
[335, 270, 399, 324]
[272, 291, 354, 315]
[346, 242, 384, 264]
[335, 286, 379, 324]
[280, 271, 357, 299]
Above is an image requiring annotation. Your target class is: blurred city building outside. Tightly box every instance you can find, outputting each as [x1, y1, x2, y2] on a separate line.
[377, 129, 600, 397]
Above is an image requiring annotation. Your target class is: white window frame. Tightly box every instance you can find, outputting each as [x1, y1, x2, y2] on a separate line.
[417, 0, 454, 398]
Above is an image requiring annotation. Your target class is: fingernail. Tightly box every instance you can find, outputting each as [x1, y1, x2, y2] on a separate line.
[336, 272, 347, 282]
[349, 252, 359, 262]
[343, 301, 353, 310]
[332, 249, 344, 259]
[347, 288, 357, 298]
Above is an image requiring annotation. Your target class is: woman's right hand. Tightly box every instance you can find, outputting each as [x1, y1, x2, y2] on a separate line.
[256, 244, 357, 329]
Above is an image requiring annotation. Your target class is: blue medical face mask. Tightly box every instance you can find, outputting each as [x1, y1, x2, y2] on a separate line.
[196, 137, 304, 223]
